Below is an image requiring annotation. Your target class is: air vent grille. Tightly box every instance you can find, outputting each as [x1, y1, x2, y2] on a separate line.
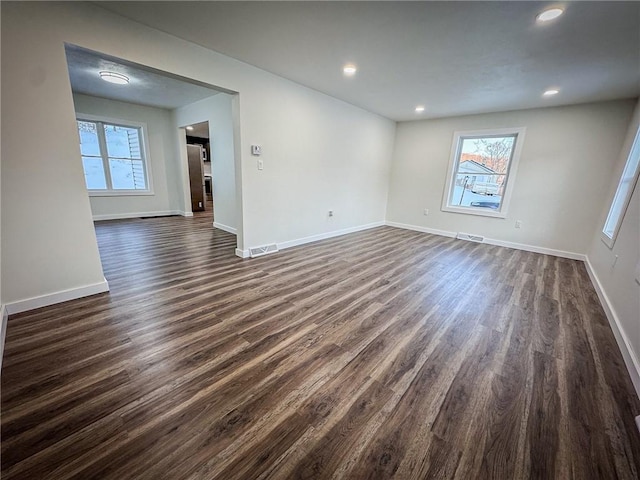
[456, 232, 485, 243]
[249, 244, 279, 258]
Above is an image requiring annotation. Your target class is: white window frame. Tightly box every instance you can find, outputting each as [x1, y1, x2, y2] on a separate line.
[76, 113, 154, 196]
[601, 125, 640, 248]
[441, 127, 526, 219]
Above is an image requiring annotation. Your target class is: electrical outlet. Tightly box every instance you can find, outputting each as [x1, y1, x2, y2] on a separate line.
[423, 208, 429, 216]
[328, 210, 334, 217]
[515, 220, 522, 229]
[198, 202, 202, 208]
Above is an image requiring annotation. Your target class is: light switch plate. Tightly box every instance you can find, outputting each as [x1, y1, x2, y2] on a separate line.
[251, 145, 262, 156]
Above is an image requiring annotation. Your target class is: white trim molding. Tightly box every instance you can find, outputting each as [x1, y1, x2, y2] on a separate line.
[441, 126, 526, 219]
[601, 125, 640, 249]
[277, 221, 385, 251]
[385, 221, 456, 239]
[0, 305, 8, 369]
[76, 113, 154, 196]
[5, 278, 110, 315]
[482, 237, 586, 261]
[235, 221, 386, 259]
[93, 210, 184, 221]
[213, 222, 237, 235]
[585, 258, 640, 398]
[385, 221, 585, 260]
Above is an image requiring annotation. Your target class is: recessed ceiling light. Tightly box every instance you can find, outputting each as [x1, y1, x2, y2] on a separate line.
[415, 106, 425, 113]
[343, 64, 357, 76]
[99, 71, 129, 85]
[186, 126, 194, 131]
[543, 89, 560, 96]
[536, 8, 564, 23]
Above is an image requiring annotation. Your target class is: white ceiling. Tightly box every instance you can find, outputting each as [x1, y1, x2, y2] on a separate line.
[65, 45, 222, 110]
[96, 1, 640, 122]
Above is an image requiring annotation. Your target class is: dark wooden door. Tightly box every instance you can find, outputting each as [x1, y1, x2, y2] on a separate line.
[187, 145, 205, 212]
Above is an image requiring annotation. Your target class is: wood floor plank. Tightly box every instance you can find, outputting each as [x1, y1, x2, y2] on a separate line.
[2, 214, 639, 479]
[526, 350, 561, 479]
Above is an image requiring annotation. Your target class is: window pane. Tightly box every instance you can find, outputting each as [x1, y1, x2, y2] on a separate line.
[450, 173, 505, 209]
[603, 128, 640, 239]
[109, 158, 146, 190]
[82, 156, 107, 189]
[78, 121, 101, 157]
[458, 136, 515, 175]
[443, 129, 524, 217]
[104, 124, 142, 159]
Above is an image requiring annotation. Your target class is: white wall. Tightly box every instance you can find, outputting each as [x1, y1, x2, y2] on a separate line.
[0, 2, 395, 307]
[2, 4, 107, 306]
[73, 93, 183, 220]
[0, 5, 4, 355]
[242, 82, 395, 249]
[587, 99, 640, 394]
[173, 94, 238, 231]
[387, 100, 636, 256]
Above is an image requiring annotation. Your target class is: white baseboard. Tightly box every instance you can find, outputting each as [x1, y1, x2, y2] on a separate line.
[5, 278, 110, 315]
[235, 221, 386, 259]
[483, 237, 586, 261]
[182, 211, 194, 217]
[0, 305, 8, 369]
[277, 221, 385, 251]
[585, 257, 640, 398]
[213, 222, 237, 235]
[385, 221, 456, 238]
[385, 221, 585, 260]
[93, 210, 183, 221]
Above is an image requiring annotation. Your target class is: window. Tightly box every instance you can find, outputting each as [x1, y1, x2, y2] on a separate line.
[602, 126, 640, 248]
[76, 116, 151, 195]
[442, 127, 526, 218]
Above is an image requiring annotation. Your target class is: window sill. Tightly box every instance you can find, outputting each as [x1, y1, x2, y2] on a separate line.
[88, 190, 154, 197]
[441, 205, 507, 219]
[600, 233, 615, 249]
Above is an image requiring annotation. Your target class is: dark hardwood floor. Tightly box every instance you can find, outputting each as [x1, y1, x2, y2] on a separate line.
[2, 214, 639, 479]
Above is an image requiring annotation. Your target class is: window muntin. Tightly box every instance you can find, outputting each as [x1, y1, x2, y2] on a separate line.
[602, 126, 640, 247]
[442, 128, 525, 218]
[77, 118, 150, 194]
[78, 120, 107, 189]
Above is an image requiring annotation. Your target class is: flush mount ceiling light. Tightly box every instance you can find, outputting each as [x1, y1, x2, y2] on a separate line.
[543, 88, 560, 96]
[343, 64, 357, 76]
[536, 7, 564, 22]
[415, 105, 426, 113]
[186, 126, 194, 131]
[99, 71, 129, 85]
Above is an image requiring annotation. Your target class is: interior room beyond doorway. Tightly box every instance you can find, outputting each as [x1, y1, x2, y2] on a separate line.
[185, 121, 213, 218]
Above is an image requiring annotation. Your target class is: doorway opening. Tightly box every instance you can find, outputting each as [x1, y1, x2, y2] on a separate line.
[184, 121, 213, 219]
[63, 43, 243, 258]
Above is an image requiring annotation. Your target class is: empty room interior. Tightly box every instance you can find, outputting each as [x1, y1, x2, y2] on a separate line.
[1, 1, 640, 479]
